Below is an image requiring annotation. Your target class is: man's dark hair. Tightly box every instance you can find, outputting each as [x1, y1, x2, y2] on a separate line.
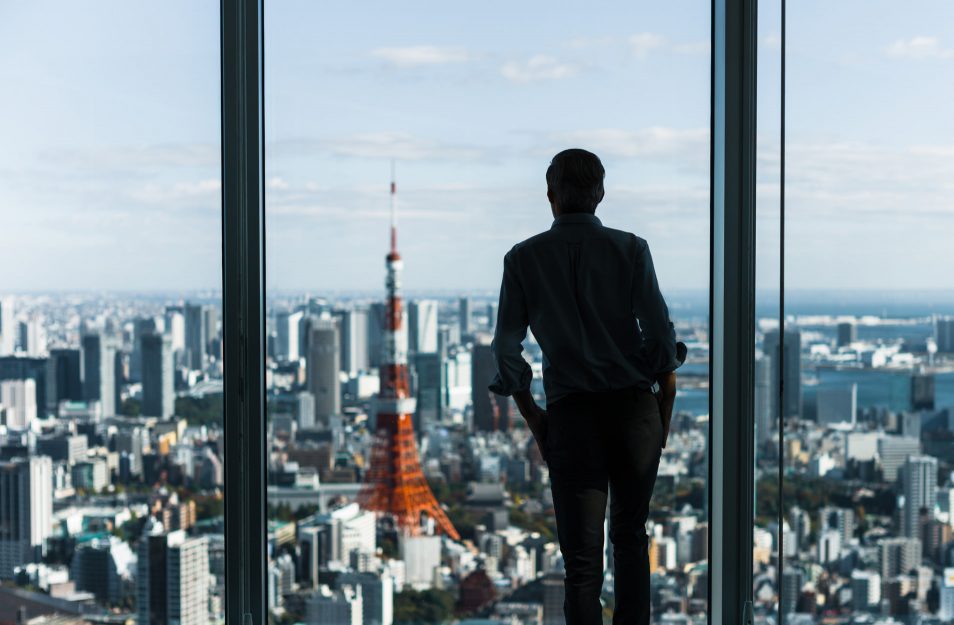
[545, 148, 605, 214]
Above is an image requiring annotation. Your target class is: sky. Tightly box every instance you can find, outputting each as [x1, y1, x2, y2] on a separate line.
[1, 1, 952, 295]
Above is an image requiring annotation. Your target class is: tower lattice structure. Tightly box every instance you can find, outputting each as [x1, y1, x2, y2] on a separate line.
[356, 166, 460, 541]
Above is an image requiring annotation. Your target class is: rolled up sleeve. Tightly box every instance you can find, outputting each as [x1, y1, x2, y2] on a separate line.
[631, 239, 684, 376]
[488, 248, 533, 396]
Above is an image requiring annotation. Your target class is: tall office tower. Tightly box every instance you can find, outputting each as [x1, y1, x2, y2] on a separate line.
[337, 308, 370, 374]
[836, 321, 857, 347]
[297, 525, 324, 590]
[0, 456, 53, 579]
[0, 379, 37, 429]
[116, 427, 147, 477]
[408, 300, 439, 355]
[763, 329, 802, 420]
[878, 536, 922, 579]
[141, 333, 175, 418]
[851, 570, 882, 611]
[131, 317, 163, 382]
[203, 306, 219, 353]
[184, 303, 208, 371]
[357, 172, 460, 541]
[437, 324, 452, 357]
[901, 455, 938, 539]
[296, 391, 316, 429]
[941, 569, 954, 621]
[368, 302, 387, 368]
[878, 435, 922, 482]
[49, 348, 83, 403]
[0, 297, 14, 356]
[414, 352, 443, 429]
[754, 354, 774, 444]
[458, 296, 472, 336]
[307, 318, 341, 426]
[910, 373, 935, 411]
[17, 317, 47, 357]
[935, 316, 954, 353]
[780, 568, 806, 614]
[335, 571, 394, 625]
[306, 584, 363, 625]
[82, 331, 118, 417]
[471, 333, 511, 432]
[816, 384, 858, 427]
[137, 523, 209, 625]
[71, 536, 135, 605]
[164, 308, 186, 353]
[0, 356, 49, 417]
[819, 506, 855, 545]
[486, 302, 498, 331]
[276, 309, 304, 362]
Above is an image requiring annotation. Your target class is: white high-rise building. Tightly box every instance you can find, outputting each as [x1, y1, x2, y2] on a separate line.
[0, 379, 37, 429]
[337, 308, 370, 375]
[400, 534, 441, 590]
[0, 456, 53, 579]
[851, 570, 881, 611]
[408, 300, 439, 354]
[137, 523, 209, 625]
[18, 317, 47, 357]
[276, 309, 304, 362]
[336, 571, 394, 625]
[0, 297, 15, 355]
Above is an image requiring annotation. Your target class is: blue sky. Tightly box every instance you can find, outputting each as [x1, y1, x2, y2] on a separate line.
[1, 1, 952, 294]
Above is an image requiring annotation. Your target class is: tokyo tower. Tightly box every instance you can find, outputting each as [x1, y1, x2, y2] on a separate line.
[356, 163, 460, 541]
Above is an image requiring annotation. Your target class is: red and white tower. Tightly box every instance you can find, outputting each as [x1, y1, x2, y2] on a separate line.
[356, 163, 460, 541]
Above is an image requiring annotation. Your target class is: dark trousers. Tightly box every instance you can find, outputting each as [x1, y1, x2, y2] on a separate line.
[544, 386, 663, 625]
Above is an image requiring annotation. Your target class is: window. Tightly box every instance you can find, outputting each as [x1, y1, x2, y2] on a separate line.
[1, 3, 225, 624]
[262, 2, 709, 623]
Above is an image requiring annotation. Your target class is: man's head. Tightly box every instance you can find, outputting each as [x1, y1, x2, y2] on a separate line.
[546, 148, 605, 216]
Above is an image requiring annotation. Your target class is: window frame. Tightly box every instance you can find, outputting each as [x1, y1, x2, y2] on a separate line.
[218, 0, 761, 623]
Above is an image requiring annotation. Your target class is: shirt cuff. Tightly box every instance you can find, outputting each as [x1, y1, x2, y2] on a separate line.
[487, 367, 532, 397]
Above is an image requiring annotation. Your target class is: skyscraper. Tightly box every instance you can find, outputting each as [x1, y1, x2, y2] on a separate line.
[17, 317, 47, 356]
[368, 302, 387, 369]
[307, 318, 341, 426]
[131, 317, 163, 382]
[0, 379, 37, 429]
[0, 297, 14, 356]
[935, 316, 954, 353]
[901, 455, 937, 539]
[458, 297, 472, 336]
[763, 329, 802, 420]
[816, 384, 857, 427]
[137, 523, 209, 625]
[82, 331, 118, 417]
[408, 300, 439, 355]
[910, 373, 935, 411]
[276, 309, 304, 362]
[184, 303, 208, 371]
[337, 308, 370, 374]
[471, 333, 511, 432]
[754, 354, 773, 444]
[836, 321, 857, 347]
[141, 333, 175, 418]
[49, 347, 83, 403]
[0, 456, 53, 579]
[0, 356, 48, 417]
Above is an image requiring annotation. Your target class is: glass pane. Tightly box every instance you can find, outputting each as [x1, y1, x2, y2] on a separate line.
[264, 3, 709, 624]
[783, 2, 954, 622]
[0, 3, 224, 624]
[754, 1, 783, 624]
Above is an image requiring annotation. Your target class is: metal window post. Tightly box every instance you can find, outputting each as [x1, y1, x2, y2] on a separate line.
[709, 0, 758, 624]
[221, 0, 266, 624]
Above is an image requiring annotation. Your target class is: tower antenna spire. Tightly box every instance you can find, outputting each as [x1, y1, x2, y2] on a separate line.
[390, 159, 397, 253]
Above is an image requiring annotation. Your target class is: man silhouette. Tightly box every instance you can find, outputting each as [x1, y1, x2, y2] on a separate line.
[488, 148, 685, 625]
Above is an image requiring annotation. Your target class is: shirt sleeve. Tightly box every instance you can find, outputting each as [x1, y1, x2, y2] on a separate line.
[631, 239, 684, 376]
[488, 248, 533, 397]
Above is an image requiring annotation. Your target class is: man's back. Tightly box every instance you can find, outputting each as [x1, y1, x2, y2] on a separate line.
[489, 211, 680, 406]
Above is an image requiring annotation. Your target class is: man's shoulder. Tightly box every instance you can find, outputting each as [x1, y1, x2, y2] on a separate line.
[506, 224, 647, 258]
[599, 225, 647, 249]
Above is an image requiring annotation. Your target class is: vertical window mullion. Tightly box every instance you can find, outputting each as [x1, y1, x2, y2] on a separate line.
[221, 1, 267, 624]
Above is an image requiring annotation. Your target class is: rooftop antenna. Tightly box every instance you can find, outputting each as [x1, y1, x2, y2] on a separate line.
[390, 159, 397, 254]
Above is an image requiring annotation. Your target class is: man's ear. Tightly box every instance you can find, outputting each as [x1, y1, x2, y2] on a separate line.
[546, 188, 555, 204]
[598, 188, 605, 204]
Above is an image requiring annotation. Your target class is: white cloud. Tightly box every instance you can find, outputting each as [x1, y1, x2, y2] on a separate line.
[500, 55, 578, 83]
[885, 36, 954, 60]
[369, 45, 471, 68]
[548, 127, 709, 159]
[628, 33, 667, 58]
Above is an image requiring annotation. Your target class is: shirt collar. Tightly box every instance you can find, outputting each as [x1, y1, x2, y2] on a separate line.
[551, 213, 602, 229]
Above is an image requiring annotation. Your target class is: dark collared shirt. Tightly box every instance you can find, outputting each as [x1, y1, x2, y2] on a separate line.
[488, 212, 682, 406]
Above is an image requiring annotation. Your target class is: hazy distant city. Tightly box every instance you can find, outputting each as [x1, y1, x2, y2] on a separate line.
[2, 283, 954, 625]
